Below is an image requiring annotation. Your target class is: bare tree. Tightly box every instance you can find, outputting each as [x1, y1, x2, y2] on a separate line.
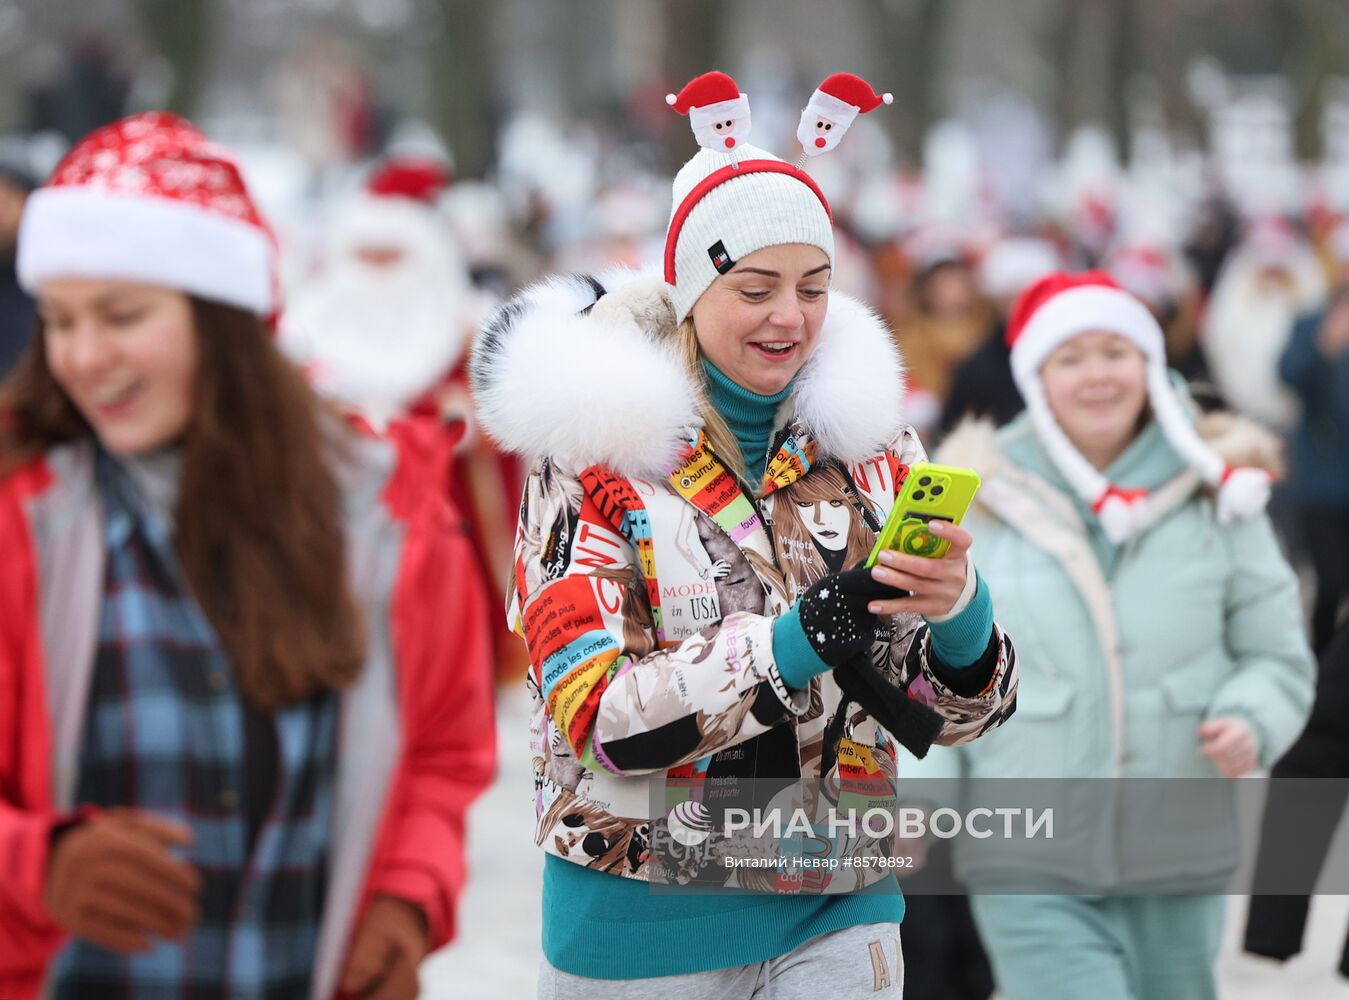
[866, 0, 946, 165]
[132, 0, 213, 114]
[428, 0, 495, 177]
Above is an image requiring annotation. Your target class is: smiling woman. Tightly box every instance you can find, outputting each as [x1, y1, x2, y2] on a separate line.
[1038, 329, 1150, 472]
[35, 281, 199, 456]
[909, 269, 1315, 1000]
[0, 112, 493, 1000]
[689, 247, 832, 395]
[471, 69, 1019, 1000]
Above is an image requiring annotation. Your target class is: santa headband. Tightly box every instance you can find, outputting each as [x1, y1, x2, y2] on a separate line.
[662, 70, 892, 321]
[18, 111, 277, 316]
[1007, 271, 1271, 543]
[803, 72, 893, 131]
[666, 71, 752, 138]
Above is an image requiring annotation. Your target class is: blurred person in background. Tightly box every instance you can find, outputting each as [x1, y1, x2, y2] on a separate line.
[0, 113, 495, 1000]
[889, 244, 990, 443]
[472, 70, 1019, 998]
[1183, 197, 1242, 301]
[0, 163, 36, 379]
[283, 155, 478, 430]
[284, 154, 527, 683]
[911, 272, 1314, 1000]
[443, 179, 542, 302]
[940, 235, 1061, 434]
[1266, 265, 1349, 655]
[1244, 617, 1349, 982]
[1201, 217, 1327, 432]
[906, 232, 1063, 1000]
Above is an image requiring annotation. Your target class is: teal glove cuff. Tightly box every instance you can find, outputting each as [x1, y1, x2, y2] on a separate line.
[926, 570, 993, 669]
[772, 605, 834, 690]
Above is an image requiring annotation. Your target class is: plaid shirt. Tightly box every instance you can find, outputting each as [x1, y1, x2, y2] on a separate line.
[50, 452, 340, 999]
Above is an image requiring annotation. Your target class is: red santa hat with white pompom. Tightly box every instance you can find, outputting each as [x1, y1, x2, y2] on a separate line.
[665, 71, 751, 151]
[804, 73, 892, 132]
[797, 73, 893, 158]
[1006, 271, 1272, 543]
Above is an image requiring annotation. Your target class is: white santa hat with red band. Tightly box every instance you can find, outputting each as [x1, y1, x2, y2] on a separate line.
[17, 111, 277, 316]
[803, 72, 893, 130]
[1007, 270, 1271, 543]
[666, 71, 751, 134]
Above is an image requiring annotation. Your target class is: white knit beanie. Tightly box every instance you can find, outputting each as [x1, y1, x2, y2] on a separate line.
[1007, 270, 1272, 543]
[663, 72, 834, 324]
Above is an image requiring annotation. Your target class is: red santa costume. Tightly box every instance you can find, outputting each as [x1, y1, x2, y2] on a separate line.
[283, 156, 527, 681]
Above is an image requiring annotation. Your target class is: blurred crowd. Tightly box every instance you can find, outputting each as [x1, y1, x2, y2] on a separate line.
[2, 52, 1349, 994]
[3, 93, 1349, 671]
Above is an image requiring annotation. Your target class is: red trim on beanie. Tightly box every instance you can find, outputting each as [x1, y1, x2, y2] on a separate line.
[1090, 484, 1148, 514]
[663, 160, 832, 285]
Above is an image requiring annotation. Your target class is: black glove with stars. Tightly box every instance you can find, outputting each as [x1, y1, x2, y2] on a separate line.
[795, 568, 905, 666]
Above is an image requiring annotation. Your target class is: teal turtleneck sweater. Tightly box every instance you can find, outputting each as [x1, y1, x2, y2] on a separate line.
[700, 358, 793, 482]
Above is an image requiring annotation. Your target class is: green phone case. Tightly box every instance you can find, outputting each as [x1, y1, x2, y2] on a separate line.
[865, 462, 982, 567]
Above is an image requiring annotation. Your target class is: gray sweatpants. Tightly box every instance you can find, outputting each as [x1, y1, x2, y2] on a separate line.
[537, 922, 905, 999]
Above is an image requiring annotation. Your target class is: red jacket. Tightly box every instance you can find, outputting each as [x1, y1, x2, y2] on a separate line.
[0, 429, 496, 999]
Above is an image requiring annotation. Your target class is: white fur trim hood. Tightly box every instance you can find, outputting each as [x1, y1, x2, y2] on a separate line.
[469, 269, 906, 479]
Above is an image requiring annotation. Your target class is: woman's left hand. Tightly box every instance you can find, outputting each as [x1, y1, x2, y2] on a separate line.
[1197, 717, 1259, 778]
[867, 520, 973, 619]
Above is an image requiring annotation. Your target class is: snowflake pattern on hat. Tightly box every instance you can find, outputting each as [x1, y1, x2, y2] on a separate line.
[18, 111, 278, 315]
[47, 112, 265, 228]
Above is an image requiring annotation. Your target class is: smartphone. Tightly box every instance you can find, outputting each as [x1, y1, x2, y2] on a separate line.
[864, 462, 981, 567]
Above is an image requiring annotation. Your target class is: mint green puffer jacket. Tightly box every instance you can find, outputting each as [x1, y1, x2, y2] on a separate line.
[905, 410, 1314, 891]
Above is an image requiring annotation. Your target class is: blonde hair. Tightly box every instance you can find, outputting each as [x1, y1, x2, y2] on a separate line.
[668, 316, 747, 482]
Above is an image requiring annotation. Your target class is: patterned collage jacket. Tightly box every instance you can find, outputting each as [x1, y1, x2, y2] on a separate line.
[470, 271, 1018, 890]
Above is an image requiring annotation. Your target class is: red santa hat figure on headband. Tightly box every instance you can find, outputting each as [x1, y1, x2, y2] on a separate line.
[797, 72, 893, 158]
[666, 71, 752, 160]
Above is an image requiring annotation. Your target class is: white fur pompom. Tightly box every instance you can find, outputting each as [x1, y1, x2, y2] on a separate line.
[1096, 494, 1148, 545]
[1216, 467, 1272, 525]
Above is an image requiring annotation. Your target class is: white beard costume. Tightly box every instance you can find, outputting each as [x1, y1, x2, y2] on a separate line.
[283, 196, 473, 429]
[1201, 243, 1326, 432]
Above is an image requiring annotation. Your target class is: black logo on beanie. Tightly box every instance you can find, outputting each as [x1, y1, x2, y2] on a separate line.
[708, 240, 735, 274]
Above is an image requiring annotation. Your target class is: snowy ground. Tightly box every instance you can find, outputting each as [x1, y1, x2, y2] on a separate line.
[420, 685, 1349, 999]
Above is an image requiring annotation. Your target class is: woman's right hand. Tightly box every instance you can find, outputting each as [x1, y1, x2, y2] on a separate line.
[795, 568, 901, 666]
[43, 808, 201, 953]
